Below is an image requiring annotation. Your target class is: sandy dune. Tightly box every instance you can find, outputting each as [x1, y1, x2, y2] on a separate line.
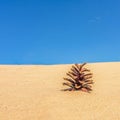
[0, 62, 120, 120]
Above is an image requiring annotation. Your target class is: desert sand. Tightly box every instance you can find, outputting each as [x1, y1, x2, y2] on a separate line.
[0, 62, 120, 120]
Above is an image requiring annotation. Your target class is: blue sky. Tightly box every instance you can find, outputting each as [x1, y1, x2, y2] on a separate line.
[0, 0, 120, 64]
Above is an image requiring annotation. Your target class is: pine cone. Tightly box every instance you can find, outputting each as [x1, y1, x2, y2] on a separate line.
[62, 63, 93, 92]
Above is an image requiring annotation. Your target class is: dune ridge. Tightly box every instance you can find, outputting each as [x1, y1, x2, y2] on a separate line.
[0, 62, 120, 120]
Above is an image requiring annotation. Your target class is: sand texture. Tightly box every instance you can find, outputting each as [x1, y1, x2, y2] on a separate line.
[0, 62, 120, 120]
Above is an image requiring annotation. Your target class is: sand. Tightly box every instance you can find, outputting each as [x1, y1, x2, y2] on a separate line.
[0, 62, 120, 120]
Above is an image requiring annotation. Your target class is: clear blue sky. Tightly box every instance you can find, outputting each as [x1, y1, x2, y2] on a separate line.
[0, 0, 120, 64]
